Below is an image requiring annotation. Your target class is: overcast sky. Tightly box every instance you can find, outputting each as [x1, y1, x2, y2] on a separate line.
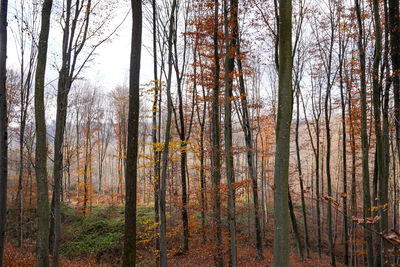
[7, 2, 154, 94]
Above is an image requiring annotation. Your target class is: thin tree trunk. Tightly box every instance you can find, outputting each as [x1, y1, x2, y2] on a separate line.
[151, 0, 160, 261]
[236, 21, 263, 262]
[355, 1, 374, 265]
[339, 33, 349, 265]
[212, 1, 223, 265]
[224, 0, 237, 264]
[295, 89, 309, 258]
[159, 1, 176, 265]
[288, 191, 303, 261]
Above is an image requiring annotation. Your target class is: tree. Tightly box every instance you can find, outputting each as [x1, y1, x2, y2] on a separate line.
[354, 0, 373, 265]
[0, 0, 8, 265]
[273, 0, 292, 266]
[51, 0, 121, 263]
[151, 0, 161, 259]
[13, 0, 39, 247]
[211, 0, 223, 265]
[159, 0, 177, 265]
[371, 0, 388, 265]
[34, 0, 53, 265]
[223, 0, 237, 264]
[171, 1, 194, 252]
[122, 0, 142, 265]
[389, 0, 400, 190]
[235, 4, 263, 261]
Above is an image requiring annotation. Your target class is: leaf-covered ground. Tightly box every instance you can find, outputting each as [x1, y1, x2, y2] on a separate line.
[4, 204, 350, 266]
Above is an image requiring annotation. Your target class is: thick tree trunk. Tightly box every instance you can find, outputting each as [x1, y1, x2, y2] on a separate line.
[34, 0, 53, 265]
[371, 1, 388, 265]
[389, 0, 400, 194]
[0, 0, 7, 265]
[273, 0, 292, 266]
[122, 0, 142, 265]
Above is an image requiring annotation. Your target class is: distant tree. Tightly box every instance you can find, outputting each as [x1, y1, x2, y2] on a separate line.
[13, 0, 39, 248]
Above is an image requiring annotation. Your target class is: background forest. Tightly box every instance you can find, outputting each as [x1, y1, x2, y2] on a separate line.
[1, 0, 400, 266]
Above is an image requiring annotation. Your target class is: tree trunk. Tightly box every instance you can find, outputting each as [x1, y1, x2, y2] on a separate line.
[159, 1, 176, 265]
[355, 1, 374, 265]
[389, 0, 400, 200]
[372, 1, 388, 265]
[0, 0, 8, 265]
[212, 1, 223, 265]
[34, 0, 53, 265]
[224, 0, 237, 265]
[339, 33, 349, 265]
[236, 21, 263, 262]
[273, 0, 292, 266]
[151, 0, 160, 261]
[122, 0, 142, 265]
[288, 191, 303, 261]
[295, 89, 309, 258]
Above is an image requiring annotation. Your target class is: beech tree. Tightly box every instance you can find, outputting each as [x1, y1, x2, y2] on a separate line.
[354, 0, 373, 265]
[159, 0, 176, 265]
[34, 0, 53, 265]
[0, 0, 8, 265]
[122, 0, 142, 265]
[273, 0, 292, 266]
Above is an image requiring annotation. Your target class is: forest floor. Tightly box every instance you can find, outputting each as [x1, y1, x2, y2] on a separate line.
[3, 203, 351, 266]
[3, 241, 343, 267]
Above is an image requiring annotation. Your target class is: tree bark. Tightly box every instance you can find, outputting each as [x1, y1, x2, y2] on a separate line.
[212, 1, 223, 265]
[355, 1, 374, 265]
[122, 0, 142, 265]
[159, 0, 176, 265]
[34, 0, 53, 265]
[338, 28, 348, 265]
[0, 0, 8, 265]
[273, 0, 292, 266]
[295, 89, 309, 258]
[224, 0, 237, 265]
[151, 0, 160, 261]
[288, 191, 303, 261]
[389, 0, 400, 198]
[235, 17, 263, 262]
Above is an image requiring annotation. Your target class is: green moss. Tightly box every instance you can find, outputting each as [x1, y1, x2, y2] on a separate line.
[60, 206, 124, 258]
[60, 204, 154, 262]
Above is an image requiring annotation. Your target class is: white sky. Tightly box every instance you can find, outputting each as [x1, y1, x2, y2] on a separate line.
[7, 2, 154, 94]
